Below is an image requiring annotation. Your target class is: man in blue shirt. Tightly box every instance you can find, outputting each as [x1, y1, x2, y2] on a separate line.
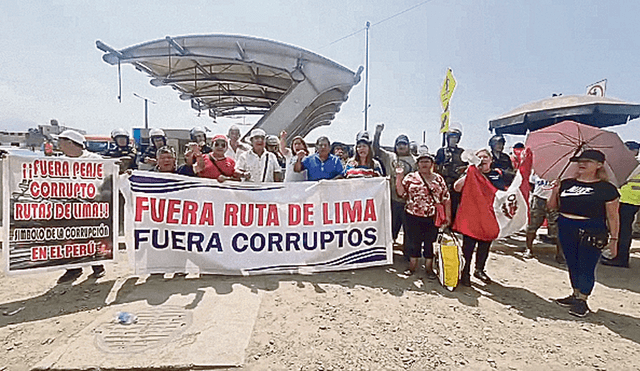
[294, 136, 344, 181]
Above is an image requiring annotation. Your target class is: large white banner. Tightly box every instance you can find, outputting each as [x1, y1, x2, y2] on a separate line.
[123, 171, 393, 275]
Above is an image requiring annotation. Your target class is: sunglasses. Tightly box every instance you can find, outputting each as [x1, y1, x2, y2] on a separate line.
[214, 142, 227, 148]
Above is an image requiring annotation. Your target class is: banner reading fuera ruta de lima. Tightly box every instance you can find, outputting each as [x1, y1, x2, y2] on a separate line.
[122, 171, 393, 275]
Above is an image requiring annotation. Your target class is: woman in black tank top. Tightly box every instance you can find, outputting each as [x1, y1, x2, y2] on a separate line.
[548, 150, 619, 317]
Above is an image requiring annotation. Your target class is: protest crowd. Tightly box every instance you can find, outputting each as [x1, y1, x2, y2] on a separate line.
[46, 122, 640, 319]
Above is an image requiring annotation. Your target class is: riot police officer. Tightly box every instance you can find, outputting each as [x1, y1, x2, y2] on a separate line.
[189, 126, 212, 154]
[103, 128, 137, 172]
[489, 134, 515, 186]
[435, 128, 467, 222]
[138, 128, 167, 170]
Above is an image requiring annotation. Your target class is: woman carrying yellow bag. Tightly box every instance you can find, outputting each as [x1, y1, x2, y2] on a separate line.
[395, 145, 451, 278]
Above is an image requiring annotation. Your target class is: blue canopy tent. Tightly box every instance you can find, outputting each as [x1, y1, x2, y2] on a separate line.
[489, 95, 640, 135]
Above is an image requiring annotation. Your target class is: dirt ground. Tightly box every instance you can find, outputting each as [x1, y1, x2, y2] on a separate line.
[1, 232, 639, 371]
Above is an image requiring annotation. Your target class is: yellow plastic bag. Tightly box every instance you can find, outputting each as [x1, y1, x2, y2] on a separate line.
[434, 231, 465, 291]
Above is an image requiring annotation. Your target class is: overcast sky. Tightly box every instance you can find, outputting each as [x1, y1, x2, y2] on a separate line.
[1, 0, 639, 151]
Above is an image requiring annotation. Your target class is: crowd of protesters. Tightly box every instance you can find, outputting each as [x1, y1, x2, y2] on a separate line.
[48, 124, 640, 318]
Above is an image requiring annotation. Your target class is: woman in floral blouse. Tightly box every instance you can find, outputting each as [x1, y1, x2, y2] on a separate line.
[396, 145, 451, 277]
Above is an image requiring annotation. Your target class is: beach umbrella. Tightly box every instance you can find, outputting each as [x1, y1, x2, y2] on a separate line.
[490, 95, 640, 135]
[524, 120, 638, 187]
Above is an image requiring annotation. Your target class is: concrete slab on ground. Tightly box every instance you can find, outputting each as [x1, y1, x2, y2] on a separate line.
[34, 283, 261, 370]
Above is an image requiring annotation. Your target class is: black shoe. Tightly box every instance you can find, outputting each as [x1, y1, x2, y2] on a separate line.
[459, 274, 471, 287]
[403, 269, 415, 276]
[58, 268, 82, 283]
[600, 259, 629, 268]
[569, 299, 590, 317]
[539, 235, 557, 244]
[473, 270, 492, 283]
[554, 294, 578, 308]
[90, 265, 105, 278]
[425, 270, 437, 280]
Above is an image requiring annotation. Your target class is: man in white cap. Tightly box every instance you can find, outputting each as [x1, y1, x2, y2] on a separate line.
[56, 130, 106, 283]
[236, 128, 282, 182]
[58, 130, 101, 159]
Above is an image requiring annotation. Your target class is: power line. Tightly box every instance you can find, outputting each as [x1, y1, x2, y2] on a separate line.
[324, 0, 435, 48]
[327, 27, 367, 47]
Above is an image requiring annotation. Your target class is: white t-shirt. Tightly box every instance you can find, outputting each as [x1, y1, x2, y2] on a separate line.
[225, 141, 251, 161]
[237, 149, 281, 183]
[284, 153, 307, 182]
[79, 150, 102, 159]
[530, 173, 553, 200]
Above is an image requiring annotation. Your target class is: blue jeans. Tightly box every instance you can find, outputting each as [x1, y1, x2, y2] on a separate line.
[557, 215, 606, 296]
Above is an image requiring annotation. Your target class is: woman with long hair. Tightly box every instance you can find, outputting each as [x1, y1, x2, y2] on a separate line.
[284, 135, 309, 182]
[548, 149, 619, 317]
[396, 145, 451, 277]
[344, 131, 383, 178]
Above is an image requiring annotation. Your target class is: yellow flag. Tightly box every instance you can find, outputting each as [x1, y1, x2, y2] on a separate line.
[440, 69, 456, 110]
[440, 111, 450, 133]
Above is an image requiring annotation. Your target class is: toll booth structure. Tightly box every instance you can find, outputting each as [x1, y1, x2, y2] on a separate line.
[98, 34, 363, 144]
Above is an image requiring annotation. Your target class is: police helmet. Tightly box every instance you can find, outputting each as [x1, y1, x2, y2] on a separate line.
[446, 128, 462, 138]
[190, 127, 206, 141]
[149, 128, 165, 138]
[111, 128, 129, 140]
[488, 134, 506, 148]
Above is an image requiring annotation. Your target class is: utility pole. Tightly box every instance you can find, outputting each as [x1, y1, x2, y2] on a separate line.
[133, 93, 156, 129]
[364, 21, 370, 131]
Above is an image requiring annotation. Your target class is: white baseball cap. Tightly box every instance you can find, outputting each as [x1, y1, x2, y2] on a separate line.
[249, 128, 266, 140]
[57, 130, 86, 146]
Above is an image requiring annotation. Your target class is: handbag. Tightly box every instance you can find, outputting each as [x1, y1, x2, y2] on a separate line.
[434, 203, 447, 228]
[577, 228, 609, 250]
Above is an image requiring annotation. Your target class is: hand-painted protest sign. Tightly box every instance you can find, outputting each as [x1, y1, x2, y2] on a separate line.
[3, 155, 118, 273]
[122, 172, 393, 275]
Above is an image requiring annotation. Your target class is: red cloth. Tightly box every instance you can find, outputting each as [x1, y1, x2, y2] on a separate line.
[200, 154, 236, 180]
[454, 148, 532, 241]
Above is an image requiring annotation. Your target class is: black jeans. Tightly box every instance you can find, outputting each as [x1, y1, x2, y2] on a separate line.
[391, 200, 406, 241]
[404, 213, 439, 259]
[462, 235, 492, 276]
[613, 203, 639, 265]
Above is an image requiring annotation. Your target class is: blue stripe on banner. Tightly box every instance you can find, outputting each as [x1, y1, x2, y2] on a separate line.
[244, 247, 387, 273]
[246, 247, 384, 271]
[244, 253, 388, 274]
[130, 184, 217, 193]
[129, 175, 285, 193]
[130, 175, 194, 185]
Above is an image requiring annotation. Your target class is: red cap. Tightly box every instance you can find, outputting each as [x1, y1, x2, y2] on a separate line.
[212, 134, 228, 143]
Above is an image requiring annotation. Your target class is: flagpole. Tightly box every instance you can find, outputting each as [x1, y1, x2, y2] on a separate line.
[364, 21, 370, 132]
